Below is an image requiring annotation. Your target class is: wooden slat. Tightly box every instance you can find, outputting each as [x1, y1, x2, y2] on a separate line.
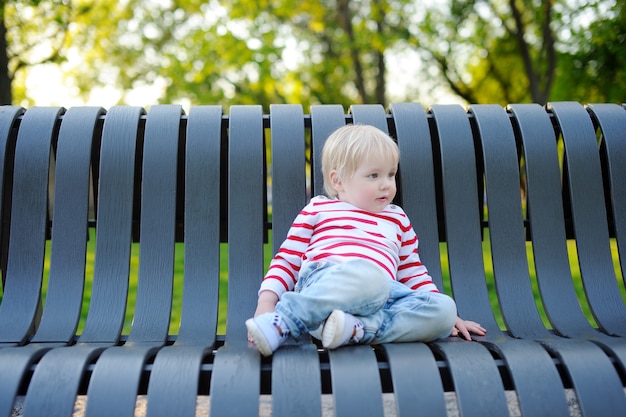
[542, 337, 626, 415]
[0, 107, 63, 344]
[387, 103, 449, 417]
[382, 343, 447, 417]
[394, 103, 569, 416]
[472, 106, 619, 415]
[84, 105, 182, 416]
[80, 106, 144, 343]
[429, 104, 500, 331]
[310, 105, 345, 197]
[510, 104, 626, 381]
[22, 344, 109, 416]
[429, 104, 517, 416]
[389, 102, 444, 290]
[0, 106, 24, 285]
[549, 102, 626, 336]
[22, 106, 144, 416]
[586, 103, 626, 304]
[145, 106, 223, 416]
[269, 104, 322, 417]
[431, 340, 509, 416]
[471, 104, 548, 337]
[309, 105, 387, 415]
[324, 105, 388, 417]
[176, 105, 223, 344]
[330, 345, 384, 417]
[32, 106, 105, 343]
[507, 103, 593, 336]
[0, 107, 104, 417]
[209, 105, 263, 417]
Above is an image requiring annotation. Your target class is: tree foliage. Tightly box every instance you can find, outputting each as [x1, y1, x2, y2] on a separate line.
[3, 0, 625, 108]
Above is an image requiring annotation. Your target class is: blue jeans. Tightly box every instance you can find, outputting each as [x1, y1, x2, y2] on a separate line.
[274, 260, 457, 343]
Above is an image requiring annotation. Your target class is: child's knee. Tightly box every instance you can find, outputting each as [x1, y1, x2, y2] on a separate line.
[431, 293, 457, 337]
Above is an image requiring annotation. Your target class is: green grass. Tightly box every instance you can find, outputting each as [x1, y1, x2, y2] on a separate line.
[4, 230, 625, 337]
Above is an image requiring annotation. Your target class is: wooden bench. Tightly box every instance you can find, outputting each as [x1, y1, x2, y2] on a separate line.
[0, 102, 625, 416]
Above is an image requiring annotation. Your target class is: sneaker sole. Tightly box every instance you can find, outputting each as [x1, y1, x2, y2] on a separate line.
[322, 310, 346, 349]
[245, 318, 274, 357]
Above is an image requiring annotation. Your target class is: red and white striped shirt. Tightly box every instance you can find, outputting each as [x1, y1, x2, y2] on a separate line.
[260, 196, 439, 299]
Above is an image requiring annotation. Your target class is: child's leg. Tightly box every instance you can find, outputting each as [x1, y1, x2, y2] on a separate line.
[275, 260, 390, 338]
[358, 281, 457, 344]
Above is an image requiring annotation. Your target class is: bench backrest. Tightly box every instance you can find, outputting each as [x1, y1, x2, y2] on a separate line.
[0, 102, 625, 348]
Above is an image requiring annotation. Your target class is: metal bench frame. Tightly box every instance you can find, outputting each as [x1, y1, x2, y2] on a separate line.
[0, 102, 625, 416]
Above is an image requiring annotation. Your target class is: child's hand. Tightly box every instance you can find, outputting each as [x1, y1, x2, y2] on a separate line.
[451, 317, 486, 341]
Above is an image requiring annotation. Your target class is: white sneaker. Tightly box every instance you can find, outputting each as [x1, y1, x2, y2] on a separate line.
[322, 310, 364, 349]
[245, 312, 290, 356]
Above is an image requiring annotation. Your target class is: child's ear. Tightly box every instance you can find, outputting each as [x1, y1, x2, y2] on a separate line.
[329, 170, 344, 193]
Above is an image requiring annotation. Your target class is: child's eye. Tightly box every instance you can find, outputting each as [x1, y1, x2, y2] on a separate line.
[368, 173, 378, 179]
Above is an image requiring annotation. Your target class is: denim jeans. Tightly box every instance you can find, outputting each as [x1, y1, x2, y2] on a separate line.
[274, 259, 457, 343]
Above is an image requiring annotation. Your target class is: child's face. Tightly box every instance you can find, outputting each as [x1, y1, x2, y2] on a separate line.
[331, 157, 397, 213]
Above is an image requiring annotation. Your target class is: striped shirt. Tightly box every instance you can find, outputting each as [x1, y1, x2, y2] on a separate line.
[260, 196, 439, 299]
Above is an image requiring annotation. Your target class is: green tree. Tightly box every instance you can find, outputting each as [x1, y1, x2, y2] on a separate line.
[551, 1, 626, 102]
[5, 0, 624, 107]
[65, 0, 404, 109]
[410, 0, 625, 105]
[2, 0, 95, 105]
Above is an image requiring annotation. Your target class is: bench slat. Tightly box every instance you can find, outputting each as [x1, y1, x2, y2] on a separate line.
[0, 107, 62, 344]
[402, 103, 570, 416]
[0, 106, 104, 416]
[429, 104, 500, 331]
[550, 102, 626, 337]
[20, 106, 144, 416]
[80, 106, 144, 343]
[382, 343, 448, 417]
[129, 104, 182, 343]
[269, 104, 322, 417]
[33, 106, 105, 343]
[431, 104, 568, 415]
[471, 104, 549, 337]
[390, 102, 445, 290]
[209, 105, 263, 416]
[543, 338, 626, 415]
[178, 105, 223, 344]
[349, 104, 427, 417]
[508, 103, 593, 336]
[310, 104, 346, 196]
[432, 340, 510, 416]
[482, 106, 619, 415]
[145, 105, 223, 416]
[587, 103, 626, 302]
[330, 345, 385, 417]
[0, 106, 24, 286]
[22, 344, 109, 416]
[82, 105, 183, 416]
[310, 104, 388, 416]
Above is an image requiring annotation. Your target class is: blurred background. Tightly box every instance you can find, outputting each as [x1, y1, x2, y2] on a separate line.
[2, 0, 624, 110]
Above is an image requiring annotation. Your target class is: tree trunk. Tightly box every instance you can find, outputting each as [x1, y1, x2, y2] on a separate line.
[0, 1, 11, 104]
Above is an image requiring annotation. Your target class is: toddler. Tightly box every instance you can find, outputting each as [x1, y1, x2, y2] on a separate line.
[246, 124, 485, 356]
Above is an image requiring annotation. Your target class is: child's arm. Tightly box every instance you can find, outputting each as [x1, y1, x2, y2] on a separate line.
[451, 317, 487, 341]
[254, 290, 279, 317]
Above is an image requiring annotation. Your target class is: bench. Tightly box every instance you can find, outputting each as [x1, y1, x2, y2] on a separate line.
[0, 102, 625, 416]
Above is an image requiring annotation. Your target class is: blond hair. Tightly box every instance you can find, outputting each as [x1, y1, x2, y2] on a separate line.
[321, 124, 400, 198]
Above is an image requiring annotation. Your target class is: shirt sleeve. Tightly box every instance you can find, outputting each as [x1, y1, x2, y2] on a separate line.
[259, 205, 315, 299]
[396, 221, 439, 293]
